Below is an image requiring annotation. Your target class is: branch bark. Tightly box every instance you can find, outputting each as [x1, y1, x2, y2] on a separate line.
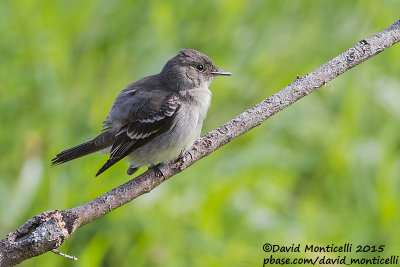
[1, 19, 400, 266]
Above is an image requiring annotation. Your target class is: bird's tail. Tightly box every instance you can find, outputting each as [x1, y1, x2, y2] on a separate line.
[52, 132, 113, 166]
[51, 140, 102, 165]
[95, 159, 116, 177]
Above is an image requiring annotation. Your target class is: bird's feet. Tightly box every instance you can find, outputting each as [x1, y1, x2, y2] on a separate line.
[148, 163, 165, 178]
[127, 165, 139, 176]
[177, 150, 193, 163]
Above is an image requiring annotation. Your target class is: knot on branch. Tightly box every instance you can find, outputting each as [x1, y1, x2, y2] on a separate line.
[0, 210, 78, 266]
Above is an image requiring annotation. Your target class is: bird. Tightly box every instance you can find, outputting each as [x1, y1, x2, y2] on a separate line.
[52, 49, 231, 176]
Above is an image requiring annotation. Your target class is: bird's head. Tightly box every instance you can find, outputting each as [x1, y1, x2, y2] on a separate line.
[160, 49, 231, 90]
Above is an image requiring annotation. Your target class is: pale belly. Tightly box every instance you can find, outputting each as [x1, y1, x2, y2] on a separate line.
[128, 104, 203, 166]
[103, 87, 211, 167]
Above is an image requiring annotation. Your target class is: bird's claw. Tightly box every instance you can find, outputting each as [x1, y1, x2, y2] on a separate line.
[149, 164, 165, 178]
[127, 165, 139, 176]
[178, 150, 193, 163]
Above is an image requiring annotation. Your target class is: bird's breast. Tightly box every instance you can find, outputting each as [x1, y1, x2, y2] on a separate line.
[183, 86, 212, 120]
[128, 87, 211, 166]
[174, 86, 212, 151]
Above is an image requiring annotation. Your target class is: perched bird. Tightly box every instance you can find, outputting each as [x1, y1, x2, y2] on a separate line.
[52, 49, 231, 176]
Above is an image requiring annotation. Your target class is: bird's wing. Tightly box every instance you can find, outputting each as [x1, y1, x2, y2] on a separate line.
[96, 90, 181, 176]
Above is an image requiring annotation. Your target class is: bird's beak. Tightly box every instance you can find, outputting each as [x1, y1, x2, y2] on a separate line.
[211, 68, 232, 76]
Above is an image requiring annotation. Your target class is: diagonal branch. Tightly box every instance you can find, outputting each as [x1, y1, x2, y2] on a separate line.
[1, 19, 399, 267]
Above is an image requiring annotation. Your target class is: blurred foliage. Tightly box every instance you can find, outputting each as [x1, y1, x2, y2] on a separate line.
[1, 0, 400, 266]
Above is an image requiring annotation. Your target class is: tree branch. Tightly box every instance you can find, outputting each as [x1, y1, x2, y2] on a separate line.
[1, 19, 399, 267]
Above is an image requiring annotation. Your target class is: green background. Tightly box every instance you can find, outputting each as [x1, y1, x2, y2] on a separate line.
[1, 0, 399, 266]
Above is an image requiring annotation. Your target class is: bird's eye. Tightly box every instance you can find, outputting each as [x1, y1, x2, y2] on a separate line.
[196, 64, 204, 71]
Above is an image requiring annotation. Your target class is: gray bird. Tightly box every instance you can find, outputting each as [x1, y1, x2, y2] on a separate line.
[52, 49, 231, 176]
